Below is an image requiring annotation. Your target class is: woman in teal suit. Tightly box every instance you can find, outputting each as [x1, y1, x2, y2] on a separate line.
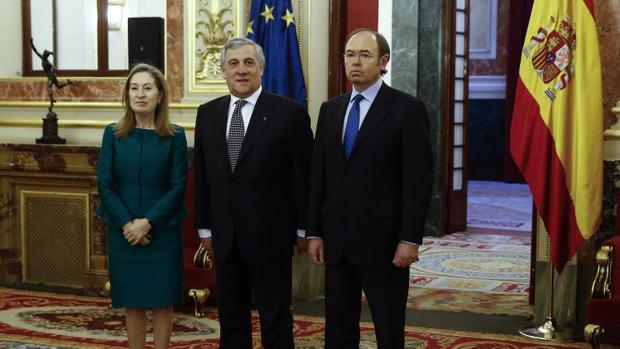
[96, 63, 187, 349]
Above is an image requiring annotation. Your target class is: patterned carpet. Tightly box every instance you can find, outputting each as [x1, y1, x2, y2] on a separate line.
[467, 180, 532, 232]
[413, 233, 530, 295]
[0, 288, 589, 349]
[407, 287, 530, 316]
[408, 181, 533, 316]
[409, 231, 531, 316]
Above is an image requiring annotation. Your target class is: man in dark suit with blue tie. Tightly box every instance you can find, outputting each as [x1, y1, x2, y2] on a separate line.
[307, 29, 433, 348]
[193, 37, 313, 348]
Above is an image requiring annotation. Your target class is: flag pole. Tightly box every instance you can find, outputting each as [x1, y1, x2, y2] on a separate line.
[519, 226, 572, 341]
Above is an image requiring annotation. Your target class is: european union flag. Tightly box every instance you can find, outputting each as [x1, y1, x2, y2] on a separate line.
[247, 0, 307, 106]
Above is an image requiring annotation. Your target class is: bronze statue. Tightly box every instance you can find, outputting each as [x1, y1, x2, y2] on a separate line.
[31, 38, 72, 144]
[31, 38, 73, 113]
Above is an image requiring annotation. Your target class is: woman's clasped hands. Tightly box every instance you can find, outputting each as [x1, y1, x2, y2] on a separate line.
[122, 218, 153, 246]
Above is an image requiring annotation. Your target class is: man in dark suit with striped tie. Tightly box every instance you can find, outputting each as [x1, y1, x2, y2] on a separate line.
[307, 29, 433, 348]
[193, 37, 313, 348]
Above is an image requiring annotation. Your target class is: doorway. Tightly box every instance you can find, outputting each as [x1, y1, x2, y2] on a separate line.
[413, 0, 534, 316]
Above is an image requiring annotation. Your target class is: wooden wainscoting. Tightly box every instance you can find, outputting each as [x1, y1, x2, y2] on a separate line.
[0, 144, 107, 291]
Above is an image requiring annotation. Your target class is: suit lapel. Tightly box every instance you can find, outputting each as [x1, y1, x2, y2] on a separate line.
[333, 92, 351, 155]
[351, 83, 392, 155]
[214, 96, 231, 172]
[237, 92, 272, 167]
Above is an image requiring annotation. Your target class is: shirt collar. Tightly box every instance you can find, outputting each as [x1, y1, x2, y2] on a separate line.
[230, 85, 262, 107]
[350, 78, 383, 104]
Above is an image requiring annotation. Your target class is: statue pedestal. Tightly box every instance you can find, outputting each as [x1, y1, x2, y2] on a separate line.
[36, 111, 65, 144]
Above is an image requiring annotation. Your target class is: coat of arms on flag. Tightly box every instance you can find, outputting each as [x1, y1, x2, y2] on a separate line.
[523, 17, 577, 101]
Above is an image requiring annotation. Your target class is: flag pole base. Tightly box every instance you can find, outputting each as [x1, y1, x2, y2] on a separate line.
[519, 317, 573, 341]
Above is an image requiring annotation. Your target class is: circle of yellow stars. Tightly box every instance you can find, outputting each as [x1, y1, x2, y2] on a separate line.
[247, 5, 296, 35]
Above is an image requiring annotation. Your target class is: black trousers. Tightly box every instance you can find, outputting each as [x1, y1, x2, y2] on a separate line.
[325, 258, 409, 349]
[215, 244, 294, 349]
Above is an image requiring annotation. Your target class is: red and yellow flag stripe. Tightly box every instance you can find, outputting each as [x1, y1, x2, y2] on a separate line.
[510, 0, 602, 271]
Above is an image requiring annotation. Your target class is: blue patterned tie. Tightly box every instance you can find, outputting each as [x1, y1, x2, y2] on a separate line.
[343, 94, 364, 159]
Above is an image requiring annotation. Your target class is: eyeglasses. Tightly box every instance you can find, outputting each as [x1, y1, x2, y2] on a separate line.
[343, 52, 375, 62]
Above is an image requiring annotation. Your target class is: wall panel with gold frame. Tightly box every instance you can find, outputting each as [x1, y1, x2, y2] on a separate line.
[187, 0, 245, 94]
[182, 0, 329, 129]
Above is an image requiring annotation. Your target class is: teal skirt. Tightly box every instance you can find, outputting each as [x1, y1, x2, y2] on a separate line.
[107, 224, 184, 308]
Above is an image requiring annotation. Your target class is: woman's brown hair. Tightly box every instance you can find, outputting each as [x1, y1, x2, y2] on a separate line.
[114, 63, 174, 139]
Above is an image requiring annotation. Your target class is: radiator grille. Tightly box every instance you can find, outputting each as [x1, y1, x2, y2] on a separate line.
[22, 192, 88, 288]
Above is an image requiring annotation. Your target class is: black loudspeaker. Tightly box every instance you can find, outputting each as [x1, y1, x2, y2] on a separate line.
[128, 17, 165, 73]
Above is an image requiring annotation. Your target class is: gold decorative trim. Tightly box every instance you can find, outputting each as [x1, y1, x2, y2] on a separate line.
[591, 244, 612, 299]
[0, 101, 120, 109]
[0, 119, 195, 130]
[605, 106, 620, 140]
[192, 244, 213, 270]
[0, 119, 108, 128]
[303, 0, 311, 111]
[8, 152, 36, 169]
[604, 129, 620, 141]
[189, 0, 244, 93]
[188, 288, 211, 317]
[0, 101, 199, 110]
[296, 0, 303, 56]
[103, 281, 111, 297]
[583, 324, 602, 349]
[595, 244, 612, 265]
[20, 191, 90, 282]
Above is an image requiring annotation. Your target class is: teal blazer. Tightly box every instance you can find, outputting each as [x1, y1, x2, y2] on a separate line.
[96, 124, 188, 230]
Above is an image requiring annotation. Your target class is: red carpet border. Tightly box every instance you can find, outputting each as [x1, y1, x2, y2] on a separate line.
[0, 287, 589, 348]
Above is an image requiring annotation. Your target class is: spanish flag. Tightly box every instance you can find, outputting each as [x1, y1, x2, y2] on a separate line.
[510, 0, 603, 272]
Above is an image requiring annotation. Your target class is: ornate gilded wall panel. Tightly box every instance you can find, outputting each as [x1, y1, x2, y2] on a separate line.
[188, 0, 245, 93]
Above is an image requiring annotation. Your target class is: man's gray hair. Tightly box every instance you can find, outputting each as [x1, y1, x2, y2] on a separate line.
[219, 37, 266, 67]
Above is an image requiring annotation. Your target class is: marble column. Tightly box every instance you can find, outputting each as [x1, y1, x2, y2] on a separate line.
[392, 0, 445, 236]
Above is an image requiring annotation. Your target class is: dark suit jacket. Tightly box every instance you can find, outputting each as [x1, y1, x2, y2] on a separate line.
[307, 83, 433, 266]
[194, 91, 313, 264]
